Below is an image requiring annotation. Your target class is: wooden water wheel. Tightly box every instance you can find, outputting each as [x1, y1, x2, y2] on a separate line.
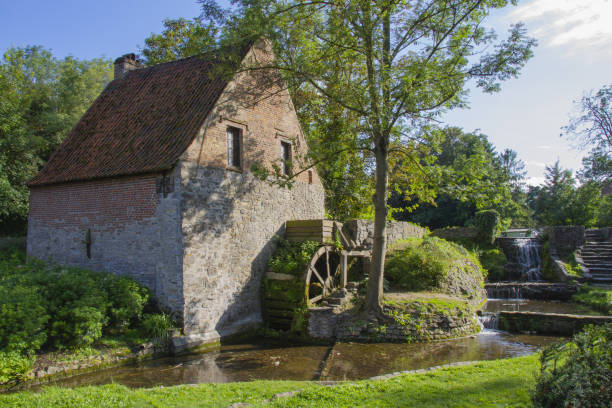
[263, 220, 372, 330]
[304, 245, 342, 304]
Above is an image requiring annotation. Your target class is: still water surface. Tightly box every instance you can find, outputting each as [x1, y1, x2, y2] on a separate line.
[36, 330, 557, 389]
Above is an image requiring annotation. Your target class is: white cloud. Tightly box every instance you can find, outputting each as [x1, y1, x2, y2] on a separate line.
[526, 176, 546, 186]
[536, 145, 551, 149]
[528, 161, 547, 168]
[509, 0, 612, 55]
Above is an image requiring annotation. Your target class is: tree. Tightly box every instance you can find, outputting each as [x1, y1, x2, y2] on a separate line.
[391, 127, 529, 229]
[0, 46, 111, 234]
[499, 148, 527, 189]
[563, 84, 612, 153]
[141, 18, 218, 66]
[206, 0, 535, 313]
[578, 147, 612, 185]
[528, 161, 601, 227]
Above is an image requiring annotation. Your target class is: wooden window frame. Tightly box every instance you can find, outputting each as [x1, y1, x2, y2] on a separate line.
[226, 126, 243, 172]
[280, 140, 292, 176]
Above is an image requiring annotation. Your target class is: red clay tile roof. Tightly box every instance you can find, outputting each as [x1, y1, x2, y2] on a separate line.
[28, 53, 234, 186]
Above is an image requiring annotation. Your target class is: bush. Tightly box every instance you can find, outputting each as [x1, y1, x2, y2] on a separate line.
[474, 209, 500, 245]
[532, 324, 612, 408]
[385, 236, 484, 298]
[0, 351, 34, 385]
[268, 239, 320, 276]
[142, 313, 173, 350]
[479, 248, 507, 282]
[101, 276, 150, 330]
[0, 249, 156, 351]
[0, 283, 49, 352]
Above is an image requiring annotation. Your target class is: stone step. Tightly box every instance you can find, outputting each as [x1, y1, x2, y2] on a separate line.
[581, 254, 612, 259]
[588, 267, 612, 272]
[583, 261, 612, 267]
[581, 250, 612, 255]
[591, 277, 612, 283]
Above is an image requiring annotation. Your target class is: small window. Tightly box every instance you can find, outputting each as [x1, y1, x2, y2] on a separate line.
[281, 141, 292, 176]
[308, 170, 313, 184]
[226, 127, 242, 169]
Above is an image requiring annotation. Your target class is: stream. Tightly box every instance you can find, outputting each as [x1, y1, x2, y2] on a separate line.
[31, 325, 557, 390]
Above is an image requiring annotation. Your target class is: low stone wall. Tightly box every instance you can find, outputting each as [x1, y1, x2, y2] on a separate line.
[499, 311, 612, 336]
[546, 226, 585, 257]
[431, 227, 479, 242]
[485, 282, 578, 301]
[308, 299, 480, 342]
[343, 220, 426, 250]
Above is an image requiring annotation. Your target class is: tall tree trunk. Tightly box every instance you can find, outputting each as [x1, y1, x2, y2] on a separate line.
[366, 144, 389, 314]
[365, 4, 392, 315]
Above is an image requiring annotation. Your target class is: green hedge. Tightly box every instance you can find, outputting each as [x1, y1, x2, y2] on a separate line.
[0, 249, 156, 353]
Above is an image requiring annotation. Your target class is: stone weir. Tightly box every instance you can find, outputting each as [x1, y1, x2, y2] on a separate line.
[485, 282, 578, 301]
[495, 236, 542, 281]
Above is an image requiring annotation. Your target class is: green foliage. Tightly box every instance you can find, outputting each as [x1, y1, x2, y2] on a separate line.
[101, 276, 150, 330]
[0, 46, 112, 234]
[479, 248, 507, 282]
[0, 249, 157, 352]
[528, 161, 606, 227]
[268, 239, 319, 276]
[391, 128, 531, 230]
[0, 351, 34, 384]
[573, 286, 612, 315]
[142, 313, 173, 350]
[142, 18, 218, 66]
[385, 237, 483, 292]
[533, 324, 612, 408]
[0, 283, 49, 352]
[474, 209, 500, 245]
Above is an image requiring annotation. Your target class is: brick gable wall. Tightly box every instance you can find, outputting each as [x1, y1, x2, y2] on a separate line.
[27, 169, 184, 314]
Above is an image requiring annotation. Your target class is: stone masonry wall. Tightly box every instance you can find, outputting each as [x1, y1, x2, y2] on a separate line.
[27, 168, 184, 314]
[343, 219, 426, 250]
[180, 164, 325, 338]
[546, 226, 585, 257]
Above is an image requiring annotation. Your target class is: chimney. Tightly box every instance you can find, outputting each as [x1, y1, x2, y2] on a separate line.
[113, 53, 140, 80]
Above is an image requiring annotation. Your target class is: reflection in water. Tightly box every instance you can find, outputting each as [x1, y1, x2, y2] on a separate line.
[35, 331, 557, 390]
[322, 331, 556, 380]
[484, 299, 601, 315]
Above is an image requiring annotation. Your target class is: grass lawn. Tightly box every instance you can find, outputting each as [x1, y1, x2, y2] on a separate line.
[1, 355, 540, 407]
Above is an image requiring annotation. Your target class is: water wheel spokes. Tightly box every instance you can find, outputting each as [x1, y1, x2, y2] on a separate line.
[305, 245, 341, 305]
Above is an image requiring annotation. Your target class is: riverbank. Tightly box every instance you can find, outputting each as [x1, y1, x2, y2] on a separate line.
[0, 354, 539, 407]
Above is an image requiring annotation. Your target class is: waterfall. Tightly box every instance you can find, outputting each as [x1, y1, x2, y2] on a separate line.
[513, 238, 542, 281]
[477, 312, 499, 330]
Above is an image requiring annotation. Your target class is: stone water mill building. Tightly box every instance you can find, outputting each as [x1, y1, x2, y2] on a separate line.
[26, 40, 326, 347]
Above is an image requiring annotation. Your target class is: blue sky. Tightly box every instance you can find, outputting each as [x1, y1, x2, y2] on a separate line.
[1, 0, 610, 185]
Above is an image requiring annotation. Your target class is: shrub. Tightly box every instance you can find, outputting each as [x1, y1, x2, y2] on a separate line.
[142, 313, 173, 350]
[101, 275, 150, 330]
[532, 324, 612, 408]
[474, 209, 500, 245]
[385, 236, 484, 293]
[268, 239, 319, 276]
[479, 248, 507, 282]
[0, 351, 34, 385]
[0, 249, 157, 351]
[0, 283, 49, 352]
